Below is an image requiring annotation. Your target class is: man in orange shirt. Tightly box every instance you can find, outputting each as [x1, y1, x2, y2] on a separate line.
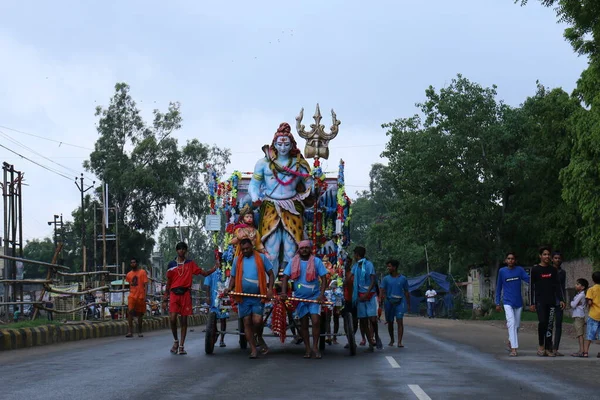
[125, 257, 148, 338]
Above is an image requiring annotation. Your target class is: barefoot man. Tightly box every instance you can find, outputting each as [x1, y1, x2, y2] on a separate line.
[163, 242, 217, 355]
[380, 259, 410, 348]
[280, 240, 328, 359]
[125, 257, 148, 338]
[225, 238, 275, 359]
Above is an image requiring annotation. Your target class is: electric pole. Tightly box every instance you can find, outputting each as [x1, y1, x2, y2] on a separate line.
[74, 174, 95, 272]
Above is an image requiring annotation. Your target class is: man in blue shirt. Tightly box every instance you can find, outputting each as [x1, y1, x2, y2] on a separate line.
[226, 238, 275, 359]
[495, 252, 530, 357]
[204, 253, 230, 348]
[281, 240, 328, 359]
[381, 259, 411, 348]
[350, 246, 379, 352]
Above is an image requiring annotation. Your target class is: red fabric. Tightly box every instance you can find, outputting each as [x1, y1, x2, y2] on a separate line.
[166, 260, 205, 289]
[169, 292, 193, 316]
[344, 275, 354, 302]
[271, 300, 287, 343]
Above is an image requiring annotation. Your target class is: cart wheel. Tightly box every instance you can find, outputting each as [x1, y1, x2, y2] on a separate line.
[343, 312, 356, 356]
[319, 312, 326, 352]
[238, 318, 247, 350]
[205, 312, 217, 354]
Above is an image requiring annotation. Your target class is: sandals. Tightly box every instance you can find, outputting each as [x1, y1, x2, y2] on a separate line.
[359, 339, 366, 346]
[178, 346, 187, 355]
[582, 352, 588, 358]
[536, 349, 546, 357]
[170, 340, 179, 354]
[509, 351, 518, 357]
[571, 352, 584, 357]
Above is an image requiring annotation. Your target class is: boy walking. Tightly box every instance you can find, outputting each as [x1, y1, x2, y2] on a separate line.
[125, 257, 148, 337]
[530, 246, 565, 357]
[570, 278, 588, 357]
[495, 252, 529, 357]
[380, 259, 411, 348]
[583, 271, 600, 358]
[163, 242, 217, 355]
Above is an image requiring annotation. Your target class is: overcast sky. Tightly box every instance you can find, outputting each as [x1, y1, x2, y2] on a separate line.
[0, 0, 589, 243]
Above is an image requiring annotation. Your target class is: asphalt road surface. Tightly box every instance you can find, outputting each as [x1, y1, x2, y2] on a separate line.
[0, 318, 598, 400]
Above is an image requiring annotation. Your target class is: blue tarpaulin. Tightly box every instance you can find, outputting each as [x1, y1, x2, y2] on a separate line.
[407, 271, 450, 292]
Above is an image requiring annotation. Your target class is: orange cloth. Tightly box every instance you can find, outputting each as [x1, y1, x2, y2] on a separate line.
[126, 269, 148, 300]
[234, 252, 267, 303]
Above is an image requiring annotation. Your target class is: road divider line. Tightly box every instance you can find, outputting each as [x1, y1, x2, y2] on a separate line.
[385, 356, 400, 368]
[408, 384, 431, 400]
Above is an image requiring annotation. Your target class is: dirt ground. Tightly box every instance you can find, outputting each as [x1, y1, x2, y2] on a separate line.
[403, 315, 600, 386]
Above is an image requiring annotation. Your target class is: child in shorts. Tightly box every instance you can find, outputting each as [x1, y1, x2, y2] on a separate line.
[570, 278, 588, 357]
[583, 271, 600, 358]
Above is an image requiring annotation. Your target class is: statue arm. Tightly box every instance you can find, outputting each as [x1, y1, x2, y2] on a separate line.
[249, 160, 265, 203]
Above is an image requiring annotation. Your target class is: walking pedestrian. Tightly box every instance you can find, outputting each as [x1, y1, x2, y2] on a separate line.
[125, 257, 148, 338]
[530, 246, 565, 357]
[163, 242, 217, 355]
[380, 259, 411, 348]
[495, 252, 530, 357]
[350, 246, 379, 352]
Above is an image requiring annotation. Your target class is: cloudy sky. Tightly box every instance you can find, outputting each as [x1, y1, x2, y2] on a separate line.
[0, 0, 589, 243]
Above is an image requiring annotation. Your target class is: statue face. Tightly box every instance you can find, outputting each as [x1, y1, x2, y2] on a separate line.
[243, 213, 254, 225]
[274, 136, 292, 157]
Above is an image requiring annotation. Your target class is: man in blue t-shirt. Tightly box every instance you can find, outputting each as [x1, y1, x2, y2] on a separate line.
[281, 240, 328, 359]
[226, 238, 275, 359]
[381, 259, 411, 348]
[495, 252, 530, 356]
[350, 246, 379, 352]
[204, 254, 230, 348]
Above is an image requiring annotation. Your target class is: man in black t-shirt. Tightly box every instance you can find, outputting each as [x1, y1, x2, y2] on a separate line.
[530, 246, 565, 357]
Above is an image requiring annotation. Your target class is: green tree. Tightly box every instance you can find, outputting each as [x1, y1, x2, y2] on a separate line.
[83, 83, 230, 265]
[23, 238, 55, 278]
[519, 1, 600, 266]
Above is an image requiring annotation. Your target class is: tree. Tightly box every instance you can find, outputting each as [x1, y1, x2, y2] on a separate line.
[519, 1, 600, 267]
[83, 83, 230, 265]
[23, 238, 55, 278]
[517, 1, 600, 61]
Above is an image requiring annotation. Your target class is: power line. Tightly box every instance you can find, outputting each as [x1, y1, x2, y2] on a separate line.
[0, 124, 94, 151]
[0, 129, 94, 181]
[0, 143, 73, 181]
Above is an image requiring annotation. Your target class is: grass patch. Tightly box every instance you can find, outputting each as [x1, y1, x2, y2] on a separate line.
[0, 319, 63, 330]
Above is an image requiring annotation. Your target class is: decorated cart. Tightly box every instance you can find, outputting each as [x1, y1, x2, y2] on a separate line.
[203, 105, 355, 356]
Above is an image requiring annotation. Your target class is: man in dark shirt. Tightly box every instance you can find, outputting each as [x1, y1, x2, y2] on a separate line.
[552, 251, 566, 356]
[530, 246, 565, 357]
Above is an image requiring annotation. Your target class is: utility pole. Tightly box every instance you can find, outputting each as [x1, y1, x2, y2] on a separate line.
[47, 214, 63, 249]
[74, 174, 94, 273]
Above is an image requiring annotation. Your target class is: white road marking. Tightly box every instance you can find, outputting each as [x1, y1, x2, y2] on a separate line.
[385, 356, 400, 368]
[408, 384, 432, 400]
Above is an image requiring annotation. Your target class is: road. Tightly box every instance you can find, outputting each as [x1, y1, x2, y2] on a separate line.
[0, 317, 598, 400]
